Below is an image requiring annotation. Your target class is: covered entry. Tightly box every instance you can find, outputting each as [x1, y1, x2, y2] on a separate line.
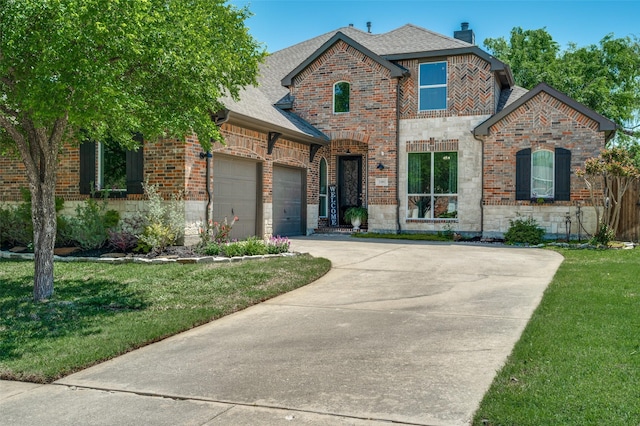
[273, 165, 306, 236]
[213, 155, 259, 240]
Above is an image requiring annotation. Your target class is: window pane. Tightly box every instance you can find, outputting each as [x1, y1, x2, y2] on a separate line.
[408, 153, 431, 194]
[408, 196, 432, 219]
[419, 62, 447, 86]
[532, 150, 554, 197]
[419, 87, 447, 111]
[334, 82, 350, 113]
[319, 158, 327, 195]
[319, 196, 327, 218]
[101, 141, 127, 190]
[434, 196, 457, 219]
[433, 152, 457, 194]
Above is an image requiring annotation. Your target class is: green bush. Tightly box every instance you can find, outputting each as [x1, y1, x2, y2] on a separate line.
[590, 222, 615, 246]
[222, 241, 246, 258]
[200, 242, 223, 256]
[504, 215, 545, 245]
[69, 197, 120, 250]
[136, 181, 184, 254]
[241, 236, 268, 256]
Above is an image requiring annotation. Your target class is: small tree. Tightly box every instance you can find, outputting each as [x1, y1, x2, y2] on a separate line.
[577, 147, 640, 237]
[0, 0, 265, 301]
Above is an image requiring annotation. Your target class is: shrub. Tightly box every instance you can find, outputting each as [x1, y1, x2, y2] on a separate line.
[200, 242, 223, 256]
[266, 236, 290, 254]
[108, 215, 146, 252]
[136, 181, 185, 254]
[504, 215, 545, 245]
[137, 223, 176, 254]
[198, 216, 238, 248]
[222, 241, 246, 258]
[242, 236, 268, 256]
[69, 196, 120, 250]
[590, 222, 615, 246]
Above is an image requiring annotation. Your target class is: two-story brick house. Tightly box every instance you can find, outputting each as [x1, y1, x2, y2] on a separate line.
[0, 23, 615, 243]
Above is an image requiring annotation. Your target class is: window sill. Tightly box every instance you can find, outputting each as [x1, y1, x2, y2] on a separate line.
[530, 197, 554, 204]
[93, 190, 128, 199]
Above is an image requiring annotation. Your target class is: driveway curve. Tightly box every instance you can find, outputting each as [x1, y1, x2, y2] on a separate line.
[2, 235, 563, 426]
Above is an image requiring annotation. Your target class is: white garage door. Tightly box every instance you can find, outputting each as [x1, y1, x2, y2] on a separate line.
[213, 155, 258, 240]
[273, 165, 305, 236]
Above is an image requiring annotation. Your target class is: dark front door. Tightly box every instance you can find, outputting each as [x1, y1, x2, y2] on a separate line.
[338, 155, 362, 225]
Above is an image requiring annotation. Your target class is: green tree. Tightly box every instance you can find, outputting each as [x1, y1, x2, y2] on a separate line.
[0, 0, 265, 301]
[484, 27, 640, 143]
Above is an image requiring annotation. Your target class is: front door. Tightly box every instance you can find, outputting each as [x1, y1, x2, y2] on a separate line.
[338, 155, 362, 226]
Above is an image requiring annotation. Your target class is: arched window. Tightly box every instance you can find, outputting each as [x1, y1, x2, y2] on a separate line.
[319, 158, 328, 217]
[333, 81, 350, 113]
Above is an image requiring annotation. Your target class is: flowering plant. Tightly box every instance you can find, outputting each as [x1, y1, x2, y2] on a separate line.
[198, 216, 238, 247]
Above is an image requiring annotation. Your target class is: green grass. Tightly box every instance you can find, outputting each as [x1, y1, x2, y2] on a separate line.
[0, 255, 330, 383]
[473, 248, 640, 425]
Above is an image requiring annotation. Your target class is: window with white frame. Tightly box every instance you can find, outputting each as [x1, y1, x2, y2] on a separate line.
[407, 151, 458, 219]
[531, 149, 554, 198]
[333, 81, 350, 113]
[418, 62, 447, 111]
[319, 158, 328, 217]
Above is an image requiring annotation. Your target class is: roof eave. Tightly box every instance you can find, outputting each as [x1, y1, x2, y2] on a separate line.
[225, 111, 330, 146]
[473, 83, 618, 137]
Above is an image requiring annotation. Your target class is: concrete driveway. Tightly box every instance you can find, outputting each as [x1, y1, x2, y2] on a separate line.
[0, 235, 563, 425]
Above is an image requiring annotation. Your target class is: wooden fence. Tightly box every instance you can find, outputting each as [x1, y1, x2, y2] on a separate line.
[615, 180, 640, 242]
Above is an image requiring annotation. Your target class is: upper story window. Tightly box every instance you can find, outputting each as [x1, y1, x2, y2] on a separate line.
[333, 81, 350, 113]
[419, 62, 447, 111]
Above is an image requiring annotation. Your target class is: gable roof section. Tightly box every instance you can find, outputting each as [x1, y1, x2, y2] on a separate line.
[281, 31, 409, 87]
[474, 83, 617, 140]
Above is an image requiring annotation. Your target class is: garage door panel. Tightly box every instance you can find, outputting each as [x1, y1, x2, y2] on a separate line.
[213, 156, 257, 240]
[273, 166, 304, 236]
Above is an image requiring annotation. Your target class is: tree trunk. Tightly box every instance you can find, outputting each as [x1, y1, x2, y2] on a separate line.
[31, 181, 57, 301]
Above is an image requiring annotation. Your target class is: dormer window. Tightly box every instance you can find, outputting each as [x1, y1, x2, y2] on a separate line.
[333, 81, 350, 113]
[419, 62, 447, 111]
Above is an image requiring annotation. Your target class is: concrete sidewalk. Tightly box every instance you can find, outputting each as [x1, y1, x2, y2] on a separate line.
[0, 236, 563, 425]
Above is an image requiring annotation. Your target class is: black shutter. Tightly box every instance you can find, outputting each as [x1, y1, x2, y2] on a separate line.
[515, 148, 531, 200]
[554, 148, 571, 201]
[126, 133, 144, 194]
[79, 141, 96, 195]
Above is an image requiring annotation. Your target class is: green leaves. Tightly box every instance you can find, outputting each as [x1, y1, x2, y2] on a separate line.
[484, 27, 640, 144]
[0, 0, 265, 147]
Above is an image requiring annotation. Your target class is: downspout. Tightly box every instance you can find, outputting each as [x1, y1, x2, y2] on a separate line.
[473, 132, 485, 238]
[203, 109, 230, 224]
[395, 75, 408, 234]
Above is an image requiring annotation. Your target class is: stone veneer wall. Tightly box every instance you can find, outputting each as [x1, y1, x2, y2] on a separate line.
[398, 115, 488, 235]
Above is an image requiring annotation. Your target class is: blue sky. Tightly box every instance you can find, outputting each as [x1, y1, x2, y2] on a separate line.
[230, 0, 640, 53]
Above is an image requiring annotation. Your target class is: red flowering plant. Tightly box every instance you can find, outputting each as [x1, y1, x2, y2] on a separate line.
[198, 216, 238, 250]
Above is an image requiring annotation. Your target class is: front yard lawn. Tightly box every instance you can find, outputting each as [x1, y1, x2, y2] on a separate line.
[473, 248, 640, 425]
[0, 255, 330, 383]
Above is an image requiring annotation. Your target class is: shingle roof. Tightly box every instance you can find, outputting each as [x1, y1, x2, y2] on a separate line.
[496, 86, 529, 112]
[222, 23, 501, 143]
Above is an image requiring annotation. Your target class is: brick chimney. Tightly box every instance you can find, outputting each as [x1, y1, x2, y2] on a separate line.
[454, 22, 475, 44]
